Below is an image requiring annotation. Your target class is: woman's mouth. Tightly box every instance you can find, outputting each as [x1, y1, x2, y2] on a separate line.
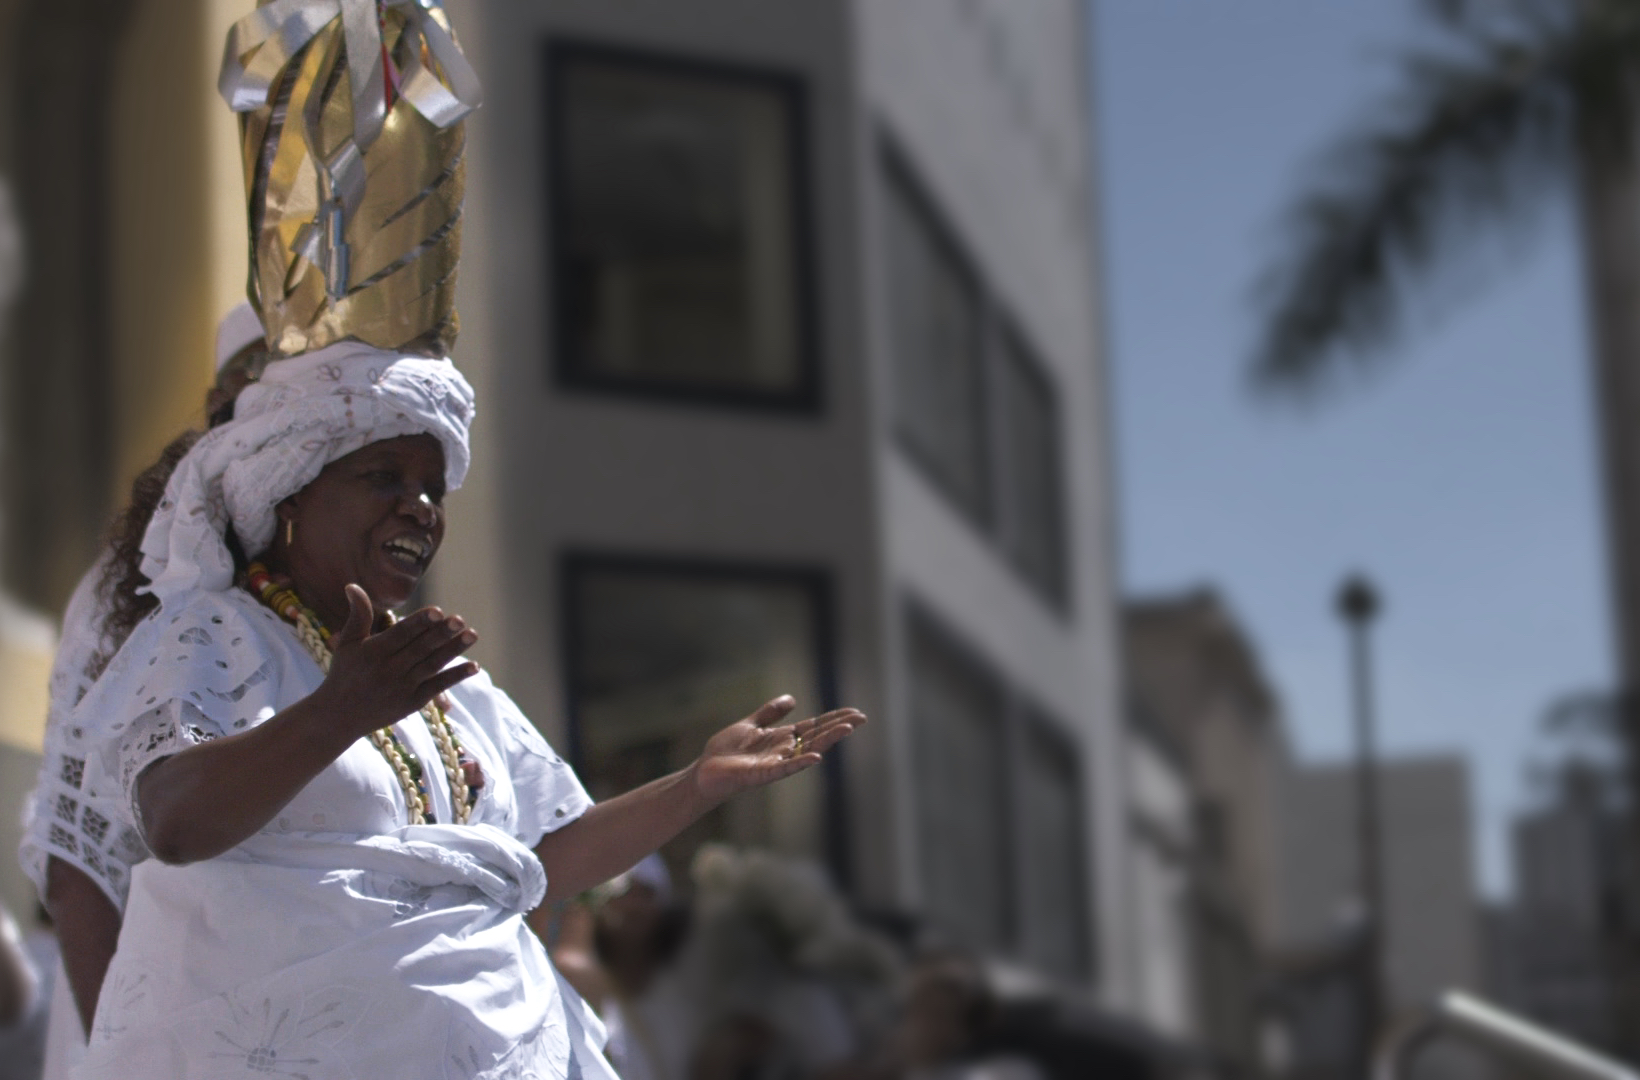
[383, 536, 430, 571]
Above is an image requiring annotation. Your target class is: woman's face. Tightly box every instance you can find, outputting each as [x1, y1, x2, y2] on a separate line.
[273, 434, 447, 626]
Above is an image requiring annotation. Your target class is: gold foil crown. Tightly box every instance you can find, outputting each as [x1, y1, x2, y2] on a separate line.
[220, 0, 481, 356]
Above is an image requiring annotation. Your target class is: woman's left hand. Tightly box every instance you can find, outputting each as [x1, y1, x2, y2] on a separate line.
[688, 696, 867, 805]
[536, 696, 866, 903]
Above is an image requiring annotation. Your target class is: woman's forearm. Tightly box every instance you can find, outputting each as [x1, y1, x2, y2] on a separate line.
[533, 701, 863, 903]
[137, 697, 354, 864]
[533, 765, 714, 904]
[44, 858, 121, 1034]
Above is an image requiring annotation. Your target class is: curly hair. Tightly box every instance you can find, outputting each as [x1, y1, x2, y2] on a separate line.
[85, 429, 202, 681]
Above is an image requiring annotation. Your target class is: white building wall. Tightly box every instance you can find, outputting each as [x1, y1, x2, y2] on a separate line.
[441, 0, 888, 886]
[857, 0, 1132, 1008]
[1279, 756, 1483, 1011]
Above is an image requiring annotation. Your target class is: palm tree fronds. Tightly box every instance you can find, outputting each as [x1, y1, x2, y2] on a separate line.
[1250, 4, 1640, 398]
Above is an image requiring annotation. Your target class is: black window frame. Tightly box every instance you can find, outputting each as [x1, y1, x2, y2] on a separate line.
[543, 39, 824, 414]
[905, 601, 1014, 951]
[902, 599, 1098, 980]
[881, 148, 993, 528]
[992, 316, 1070, 610]
[880, 141, 1073, 614]
[560, 550, 850, 889]
[1011, 703, 1095, 980]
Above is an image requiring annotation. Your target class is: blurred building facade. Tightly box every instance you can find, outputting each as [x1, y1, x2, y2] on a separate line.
[439, 0, 1129, 999]
[1125, 591, 1490, 1080]
[1278, 758, 1484, 1010]
[1124, 591, 1290, 1074]
[0, 0, 1152, 1030]
[1277, 757, 1487, 1080]
[1486, 766, 1631, 1053]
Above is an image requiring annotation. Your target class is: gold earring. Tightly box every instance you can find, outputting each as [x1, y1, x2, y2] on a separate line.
[285, 518, 294, 547]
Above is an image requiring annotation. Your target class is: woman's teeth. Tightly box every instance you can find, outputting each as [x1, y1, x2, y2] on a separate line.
[385, 538, 428, 567]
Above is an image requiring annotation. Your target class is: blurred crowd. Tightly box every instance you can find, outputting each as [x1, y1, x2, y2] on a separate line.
[542, 845, 1046, 1080]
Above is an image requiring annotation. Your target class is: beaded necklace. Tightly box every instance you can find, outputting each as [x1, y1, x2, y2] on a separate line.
[245, 563, 471, 825]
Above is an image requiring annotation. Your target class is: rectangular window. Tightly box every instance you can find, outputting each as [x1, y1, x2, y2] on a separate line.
[881, 150, 1071, 610]
[1015, 709, 1091, 979]
[548, 44, 815, 407]
[907, 609, 1011, 950]
[884, 164, 990, 523]
[906, 606, 1097, 978]
[564, 557, 832, 871]
[996, 326, 1068, 604]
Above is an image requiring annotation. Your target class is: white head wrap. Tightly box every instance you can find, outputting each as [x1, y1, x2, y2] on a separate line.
[140, 341, 476, 605]
[214, 301, 266, 372]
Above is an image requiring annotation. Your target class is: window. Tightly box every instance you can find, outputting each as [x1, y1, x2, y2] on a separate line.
[548, 44, 815, 407]
[564, 557, 833, 873]
[907, 609, 1010, 950]
[905, 607, 1096, 976]
[884, 164, 989, 521]
[882, 153, 1070, 608]
[996, 327, 1067, 603]
[1016, 710, 1091, 979]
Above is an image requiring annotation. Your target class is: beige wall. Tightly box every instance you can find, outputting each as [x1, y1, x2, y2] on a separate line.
[109, 0, 248, 494]
[0, 610, 50, 925]
[0, 0, 245, 923]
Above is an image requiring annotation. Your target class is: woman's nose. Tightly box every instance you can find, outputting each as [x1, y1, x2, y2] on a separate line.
[401, 491, 438, 526]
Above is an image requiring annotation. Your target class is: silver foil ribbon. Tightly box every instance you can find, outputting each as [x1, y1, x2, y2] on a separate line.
[220, 0, 481, 298]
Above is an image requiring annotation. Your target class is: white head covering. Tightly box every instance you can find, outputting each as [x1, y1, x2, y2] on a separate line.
[214, 301, 266, 372]
[140, 341, 475, 605]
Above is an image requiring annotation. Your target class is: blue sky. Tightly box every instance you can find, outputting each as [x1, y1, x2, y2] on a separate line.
[1091, 2, 1611, 896]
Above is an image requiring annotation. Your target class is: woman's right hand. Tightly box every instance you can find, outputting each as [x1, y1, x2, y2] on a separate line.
[318, 583, 480, 739]
[140, 584, 481, 864]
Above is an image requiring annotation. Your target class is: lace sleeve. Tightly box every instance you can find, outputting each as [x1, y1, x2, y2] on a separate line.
[110, 699, 235, 838]
[78, 592, 284, 849]
[19, 559, 149, 911]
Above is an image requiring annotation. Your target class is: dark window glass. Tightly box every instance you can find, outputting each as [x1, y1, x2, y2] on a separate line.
[565, 560, 828, 870]
[907, 611, 1010, 949]
[996, 327, 1068, 605]
[884, 168, 989, 522]
[551, 48, 810, 404]
[1016, 710, 1091, 979]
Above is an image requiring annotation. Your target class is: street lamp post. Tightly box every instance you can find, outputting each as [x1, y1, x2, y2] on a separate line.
[1338, 573, 1387, 1073]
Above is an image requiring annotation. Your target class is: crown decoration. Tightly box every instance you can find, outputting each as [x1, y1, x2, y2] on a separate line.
[219, 0, 482, 356]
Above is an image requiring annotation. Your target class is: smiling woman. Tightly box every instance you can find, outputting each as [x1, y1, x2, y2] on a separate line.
[54, 5, 864, 1076]
[61, 345, 863, 1080]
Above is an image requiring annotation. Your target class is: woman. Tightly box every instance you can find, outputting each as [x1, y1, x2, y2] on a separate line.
[70, 345, 861, 1080]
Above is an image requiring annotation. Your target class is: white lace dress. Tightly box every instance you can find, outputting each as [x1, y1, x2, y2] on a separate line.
[70, 587, 613, 1080]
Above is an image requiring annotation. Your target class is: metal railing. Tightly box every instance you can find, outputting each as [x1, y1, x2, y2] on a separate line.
[1374, 992, 1638, 1080]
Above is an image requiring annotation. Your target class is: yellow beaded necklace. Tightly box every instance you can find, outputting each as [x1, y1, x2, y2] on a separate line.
[245, 563, 471, 825]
